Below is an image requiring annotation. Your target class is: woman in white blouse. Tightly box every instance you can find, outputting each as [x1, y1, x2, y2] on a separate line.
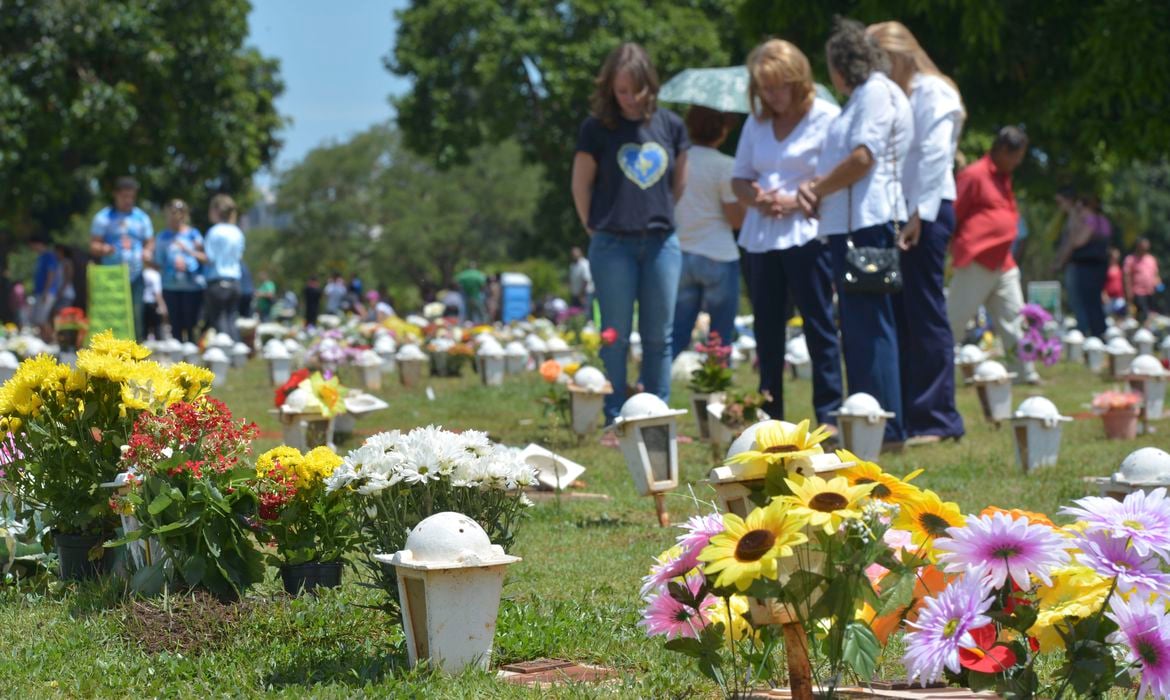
[868, 21, 965, 444]
[732, 39, 843, 426]
[797, 17, 914, 446]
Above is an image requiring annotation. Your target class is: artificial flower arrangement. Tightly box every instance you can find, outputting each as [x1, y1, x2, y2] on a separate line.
[0, 332, 213, 538]
[111, 397, 263, 600]
[252, 445, 357, 571]
[274, 368, 348, 418]
[717, 389, 771, 431]
[324, 425, 536, 604]
[1018, 304, 1062, 367]
[53, 307, 89, 350]
[537, 359, 572, 427]
[1092, 389, 1142, 412]
[689, 332, 734, 396]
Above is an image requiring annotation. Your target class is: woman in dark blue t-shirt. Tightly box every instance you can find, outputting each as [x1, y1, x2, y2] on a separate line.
[571, 42, 690, 425]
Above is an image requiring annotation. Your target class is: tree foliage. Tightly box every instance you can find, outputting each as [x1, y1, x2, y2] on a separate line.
[255, 124, 543, 298]
[0, 0, 284, 246]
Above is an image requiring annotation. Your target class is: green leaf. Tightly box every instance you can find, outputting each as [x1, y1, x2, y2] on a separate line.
[876, 569, 917, 617]
[966, 670, 999, 693]
[129, 560, 168, 596]
[180, 555, 207, 586]
[841, 621, 880, 681]
[664, 637, 705, 658]
[147, 493, 173, 515]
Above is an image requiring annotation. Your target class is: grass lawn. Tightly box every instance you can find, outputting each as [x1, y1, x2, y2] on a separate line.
[0, 356, 1153, 698]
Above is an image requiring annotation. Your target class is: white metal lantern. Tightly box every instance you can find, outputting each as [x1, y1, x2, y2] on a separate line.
[1062, 330, 1085, 364]
[1098, 447, 1170, 499]
[354, 350, 384, 391]
[503, 342, 529, 375]
[829, 392, 895, 461]
[277, 387, 335, 451]
[397, 345, 429, 388]
[523, 335, 548, 366]
[377, 512, 520, 674]
[1010, 396, 1071, 472]
[374, 335, 398, 375]
[228, 341, 249, 369]
[955, 344, 988, 381]
[202, 347, 231, 388]
[785, 335, 811, 380]
[1161, 336, 1170, 364]
[968, 360, 1015, 424]
[1106, 337, 1138, 380]
[477, 344, 507, 387]
[567, 367, 612, 436]
[263, 342, 293, 386]
[734, 335, 757, 368]
[1084, 336, 1107, 373]
[519, 444, 586, 490]
[181, 341, 201, 364]
[546, 336, 573, 362]
[1134, 328, 1157, 356]
[628, 331, 643, 364]
[1127, 354, 1169, 422]
[610, 393, 686, 526]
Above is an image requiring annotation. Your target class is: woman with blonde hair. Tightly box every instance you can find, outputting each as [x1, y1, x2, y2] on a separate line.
[571, 42, 690, 425]
[868, 20, 965, 444]
[202, 193, 246, 341]
[732, 38, 842, 426]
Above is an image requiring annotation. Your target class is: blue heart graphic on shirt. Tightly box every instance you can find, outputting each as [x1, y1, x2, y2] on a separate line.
[617, 142, 669, 190]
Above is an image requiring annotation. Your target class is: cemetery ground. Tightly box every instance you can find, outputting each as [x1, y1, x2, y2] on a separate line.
[0, 359, 1143, 697]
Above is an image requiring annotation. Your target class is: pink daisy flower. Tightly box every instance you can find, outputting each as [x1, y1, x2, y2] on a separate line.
[903, 566, 996, 686]
[1107, 596, 1170, 700]
[935, 511, 1070, 590]
[1060, 488, 1170, 562]
[639, 513, 724, 597]
[639, 573, 714, 640]
[1075, 529, 1170, 597]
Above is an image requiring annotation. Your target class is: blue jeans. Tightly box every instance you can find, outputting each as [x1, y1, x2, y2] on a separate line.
[1066, 261, 1107, 338]
[829, 225, 906, 443]
[589, 230, 682, 421]
[746, 241, 842, 425]
[894, 202, 964, 439]
[130, 274, 145, 341]
[672, 252, 739, 357]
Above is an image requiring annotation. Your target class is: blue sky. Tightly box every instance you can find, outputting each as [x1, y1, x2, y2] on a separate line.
[248, 0, 409, 179]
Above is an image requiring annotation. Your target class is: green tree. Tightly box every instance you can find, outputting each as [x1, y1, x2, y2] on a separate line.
[0, 0, 284, 258]
[258, 124, 543, 298]
[388, 0, 742, 258]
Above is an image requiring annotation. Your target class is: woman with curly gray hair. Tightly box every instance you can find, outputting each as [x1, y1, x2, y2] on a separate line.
[796, 17, 914, 447]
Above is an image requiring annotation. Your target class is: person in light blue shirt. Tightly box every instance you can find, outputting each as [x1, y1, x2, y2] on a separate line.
[90, 176, 154, 339]
[155, 199, 207, 342]
[202, 194, 246, 341]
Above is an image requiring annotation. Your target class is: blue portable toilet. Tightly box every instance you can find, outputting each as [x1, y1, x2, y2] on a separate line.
[501, 272, 532, 323]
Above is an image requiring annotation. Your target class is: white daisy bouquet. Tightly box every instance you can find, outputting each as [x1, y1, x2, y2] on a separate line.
[325, 425, 536, 602]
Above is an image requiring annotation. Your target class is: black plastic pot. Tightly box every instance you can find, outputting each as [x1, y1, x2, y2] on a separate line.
[280, 561, 343, 595]
[55, 531, 111, 581]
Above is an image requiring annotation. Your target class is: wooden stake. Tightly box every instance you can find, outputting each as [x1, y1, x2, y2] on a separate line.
[782, 621, 813, 700]
[653, 493, 670, 527]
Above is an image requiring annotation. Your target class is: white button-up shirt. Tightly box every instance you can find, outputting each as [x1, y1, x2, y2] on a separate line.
[731, 98, 840, 252]
[904, 73, 963, 222]
[815, 71, 914, 235]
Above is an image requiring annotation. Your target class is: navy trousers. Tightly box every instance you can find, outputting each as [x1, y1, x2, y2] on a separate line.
[829, 225, 906, 443]
[746, 240, 842, 425]
[893, 202, 964, 439]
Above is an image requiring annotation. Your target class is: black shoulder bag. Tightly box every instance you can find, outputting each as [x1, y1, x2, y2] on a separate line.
[839, 84, 904, 295]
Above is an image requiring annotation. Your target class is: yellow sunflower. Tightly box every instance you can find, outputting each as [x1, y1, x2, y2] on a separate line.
[894, 489, 965, 551]
[836, 450, 923, 504]
[725, 420, 831, 477]
[1028, 564, 1110, 652]
[782, 474, 875, 535]
[698, 500, 808, 592]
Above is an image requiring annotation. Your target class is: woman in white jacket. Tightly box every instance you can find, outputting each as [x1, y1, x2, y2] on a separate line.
[869, 20, 966, 445]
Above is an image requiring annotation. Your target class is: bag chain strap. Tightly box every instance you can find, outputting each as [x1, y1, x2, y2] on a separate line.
[846, 78, 902, 247]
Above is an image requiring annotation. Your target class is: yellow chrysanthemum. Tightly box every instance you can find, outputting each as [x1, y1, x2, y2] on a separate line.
[836, 450, 923, 504]
[0, 354, 71, 416]
[698, 500, 809, 592]
[87, 330, 151, 360]
[707, 594, 753, 644]
[894, 489, 965, 551]
[1028, 565, 1111, 652]
[725, 420, 830, 478]
[167, 363, 215, 402]
[782, 474, 875, 535]
[299, 446, 343, 484]
[77, 350, 137, 384]
[256, 446, 304, 479]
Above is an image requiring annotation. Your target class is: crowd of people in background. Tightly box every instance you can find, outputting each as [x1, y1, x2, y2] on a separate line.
[572, 17, 1166, 445]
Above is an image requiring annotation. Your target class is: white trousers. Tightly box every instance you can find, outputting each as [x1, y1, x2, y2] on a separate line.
[946, 264, 1024, 350]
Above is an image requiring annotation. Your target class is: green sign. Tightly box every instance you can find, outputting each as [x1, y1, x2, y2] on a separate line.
[1026, 281, 1063, 323]
[86, 264, 135, 340]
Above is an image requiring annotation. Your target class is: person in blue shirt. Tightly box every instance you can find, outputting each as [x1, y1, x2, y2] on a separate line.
[155, 199, 206, 342]
[90, 176, 154, 339]
[202, 194, 246, 341]
[28, 236, 59, 341]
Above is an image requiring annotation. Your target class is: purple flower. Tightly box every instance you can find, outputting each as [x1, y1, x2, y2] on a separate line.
[1061, 488, 1170, 562]
[639, 513, 724, 597]
[903, 566, 996, 686]
[1021, 303, 1053, 326]
[1107, 596, 1170, 700]
[935, 512, 1070, 590]
[1075, 529, 1170, 596]
[639, 573, 714, 640]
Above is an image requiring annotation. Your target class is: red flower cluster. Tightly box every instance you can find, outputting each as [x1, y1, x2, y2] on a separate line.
[600, 327, 618, 346]
[121, 398, 258, 477]
[274, 368, 311, 409]
[257, 469, 298, 521]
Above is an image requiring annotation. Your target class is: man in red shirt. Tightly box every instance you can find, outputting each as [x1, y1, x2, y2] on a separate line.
[946, 127, 1038, 381]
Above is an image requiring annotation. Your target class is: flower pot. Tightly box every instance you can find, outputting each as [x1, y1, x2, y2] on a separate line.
[55, 531, 111, 581]
[1102, 407, 1140, 440]
[690, 392, 724, 441]
[280, 561, 343, 595]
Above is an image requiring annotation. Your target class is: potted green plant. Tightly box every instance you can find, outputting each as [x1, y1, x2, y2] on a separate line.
[0, 332, 214, 580]
[253, 445, 357, 595]
[689, 332, 734, 441]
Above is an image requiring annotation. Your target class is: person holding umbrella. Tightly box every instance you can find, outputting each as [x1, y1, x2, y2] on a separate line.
[731, 39, 843, 428]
